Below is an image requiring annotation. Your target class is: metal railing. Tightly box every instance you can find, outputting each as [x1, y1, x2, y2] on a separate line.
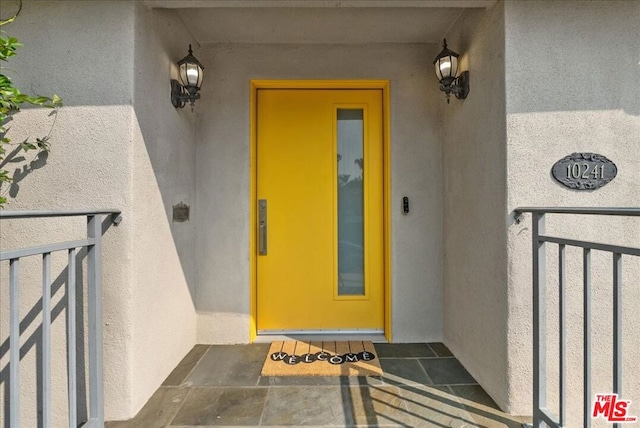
[514, 207, 640, 428]
[0, 209, 121, 428]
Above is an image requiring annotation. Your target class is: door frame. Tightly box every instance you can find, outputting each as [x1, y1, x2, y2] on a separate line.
[249, 80, 392, 342]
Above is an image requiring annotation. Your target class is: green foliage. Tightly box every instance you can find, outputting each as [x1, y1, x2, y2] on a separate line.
[0, 3, 62, 207]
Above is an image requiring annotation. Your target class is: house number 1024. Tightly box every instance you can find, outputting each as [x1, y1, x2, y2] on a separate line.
[566, 163, 605, 179]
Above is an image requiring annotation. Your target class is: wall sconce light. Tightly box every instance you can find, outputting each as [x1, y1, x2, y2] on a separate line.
[433, 39, 469, 103]
[171, 44, 204, 109]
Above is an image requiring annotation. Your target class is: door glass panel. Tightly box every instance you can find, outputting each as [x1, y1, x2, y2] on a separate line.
[337, 109, 364, 296]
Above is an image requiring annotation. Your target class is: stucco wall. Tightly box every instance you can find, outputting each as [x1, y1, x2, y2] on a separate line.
[131, 4, 198, 418]
[195, 43, 444, 343]
[0, 2, 135, 425]
[0, 1, 198, 424]
[441, 3, 510, 411]
[504, 0, 640, 419]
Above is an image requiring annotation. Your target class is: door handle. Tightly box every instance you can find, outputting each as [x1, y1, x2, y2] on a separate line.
[259, 199, 267, 255]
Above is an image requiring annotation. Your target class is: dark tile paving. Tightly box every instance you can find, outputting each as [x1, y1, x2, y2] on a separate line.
[258, 375, 384, 387]
[374, 343, 436, 358]
[261, 386, 350, 426]
[395, 383, 474, 427]
[172, 387, 268, 426]
[163, 345, 210, 386]
[379, 358, 433, 386]
[346, 385, 409, 426]
[428, 342, 454, 357]
[107, 342, 529, 427]
[448, 385, 532, 427]
[418, 358, 476, 385]
[184, 344, 270, 387]
[105, 387, 190, 428]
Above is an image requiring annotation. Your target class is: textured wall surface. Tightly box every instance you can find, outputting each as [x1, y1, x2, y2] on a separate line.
[0, 2, 135, 425]
[441, 3, 509, 411]
[130, 4, 198, 418]
[504, 0, 640, 418]
[0, 1, 198, 423]
[195, 43, 444, 343]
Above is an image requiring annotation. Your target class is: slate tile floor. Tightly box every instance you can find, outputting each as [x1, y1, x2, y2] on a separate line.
[106, 343, 530, 427]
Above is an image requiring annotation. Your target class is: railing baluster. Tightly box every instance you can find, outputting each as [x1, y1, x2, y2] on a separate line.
[533, 212, 546, 428]
[1, 210, 118, 428]
[68, 248, 78, 428]
[583, 248, 592, 428]
[613, 252, 622, 428]
[515, 208, 640, 428]
[558, 244, 566, 427]
[42, 252, 52, 427]
[87, 215, 105, 424]
[9, 258, 20, 428]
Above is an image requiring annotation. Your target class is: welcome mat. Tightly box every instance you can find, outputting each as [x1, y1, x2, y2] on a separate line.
[261, 341, 382, 376]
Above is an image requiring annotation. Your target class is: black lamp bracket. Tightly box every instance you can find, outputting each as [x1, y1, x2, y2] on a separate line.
[439, 71, 470, 103]
[171, 79, 200, 109]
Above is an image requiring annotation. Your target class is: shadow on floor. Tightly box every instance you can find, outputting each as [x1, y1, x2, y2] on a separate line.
[106, 343, 531, 427]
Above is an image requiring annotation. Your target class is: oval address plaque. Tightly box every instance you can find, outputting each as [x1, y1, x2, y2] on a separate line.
[551, 153, 617, 190]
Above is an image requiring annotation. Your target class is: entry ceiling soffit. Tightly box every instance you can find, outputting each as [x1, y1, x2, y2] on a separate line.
[146, 1, 496, 45]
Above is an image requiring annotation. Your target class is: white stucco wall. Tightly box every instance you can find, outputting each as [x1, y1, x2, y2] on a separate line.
[130, 3, 198, 417]
[0, 1, 198, 424]
[504, 0, 640, 420]
[441, 3, 510, 411]
[0, 3, 135, 425]
[195, 43, 444, 343]
[442, 2, 640, 418]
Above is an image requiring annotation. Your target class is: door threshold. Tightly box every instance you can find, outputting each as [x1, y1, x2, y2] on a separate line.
[254, 331, 388, 343]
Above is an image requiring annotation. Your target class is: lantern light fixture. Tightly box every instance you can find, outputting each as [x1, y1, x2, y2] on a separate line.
[171, 44, 204, 109]
[433, 39, 469, 103]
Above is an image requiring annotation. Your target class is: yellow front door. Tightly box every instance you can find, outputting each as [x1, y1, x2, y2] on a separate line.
[256, 88, 384, 332]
